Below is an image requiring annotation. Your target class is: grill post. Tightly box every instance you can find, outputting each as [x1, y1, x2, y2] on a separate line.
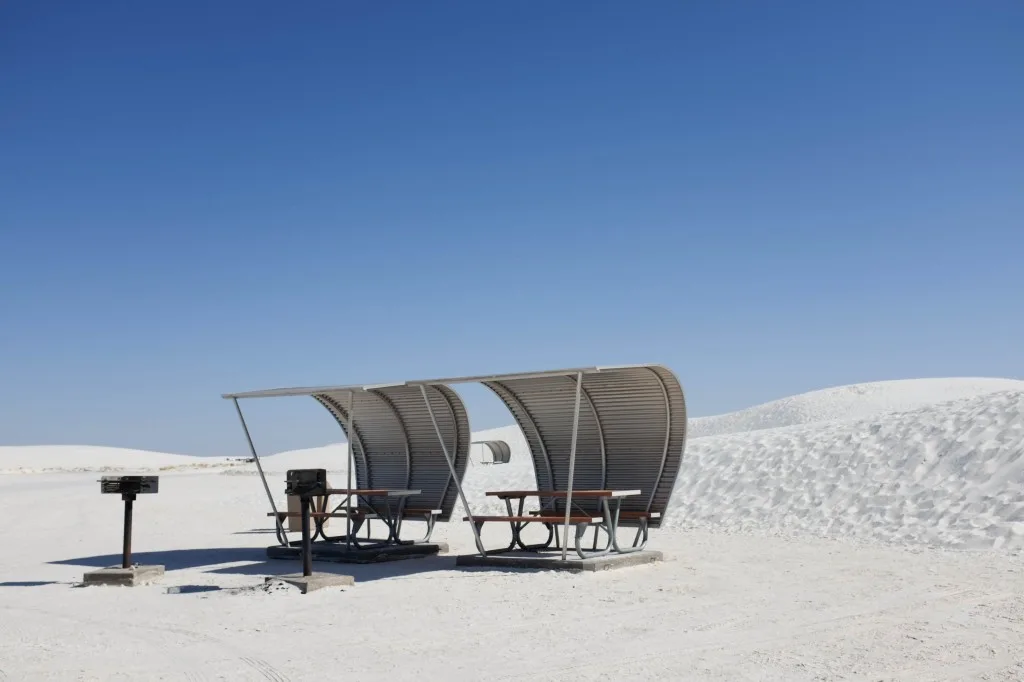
[84, 476, 163, 587]
[285, 469, 327, 580]
[300, 494, 313, 577]
[272, 468, 355, 592]
[122, 493, 136, 569]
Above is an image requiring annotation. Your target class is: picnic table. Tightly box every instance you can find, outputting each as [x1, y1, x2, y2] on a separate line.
[269, 488, 422, 548]
[465, 489, 658, 559]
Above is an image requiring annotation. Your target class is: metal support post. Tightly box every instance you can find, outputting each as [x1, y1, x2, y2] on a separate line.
[561, 372, 584, 561]
[419, 384, 486, 555]
[345, 392, 356, 552]
[232, 398, 286, 544]
[122, 493, 135, 569]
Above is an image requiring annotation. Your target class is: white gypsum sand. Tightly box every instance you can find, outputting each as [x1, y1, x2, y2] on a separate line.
[1, 377, 1023, 680]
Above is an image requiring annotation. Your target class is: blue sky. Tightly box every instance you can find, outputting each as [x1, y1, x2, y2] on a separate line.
[1, 1, 1022, 456]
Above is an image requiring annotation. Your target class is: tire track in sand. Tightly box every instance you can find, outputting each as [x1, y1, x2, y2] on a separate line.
[239, 657, 290, 682]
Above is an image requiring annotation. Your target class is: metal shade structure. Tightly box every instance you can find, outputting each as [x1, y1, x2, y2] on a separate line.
[224, 363, 687, 560]
[473, 440, 512, 465]
[310, 384, 470, 521]
[483, 366, 684, 528]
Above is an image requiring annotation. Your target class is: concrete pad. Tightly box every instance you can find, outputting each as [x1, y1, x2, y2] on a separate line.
[455, 550, 663, 572]
[267, 572, 354, 594]
[266, 541, 446, 564]
[83, 565, 165, 587]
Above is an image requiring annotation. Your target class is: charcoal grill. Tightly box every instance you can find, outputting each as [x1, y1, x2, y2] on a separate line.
[99, 475, 159, 569]
[285, 469, 327, 577]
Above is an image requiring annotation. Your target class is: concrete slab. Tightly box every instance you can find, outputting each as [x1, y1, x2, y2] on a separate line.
[83, 564, 165, 587]
[266, 541, 446, 564]
[455, 550, 663, 572]
[267, 572, 354, 594]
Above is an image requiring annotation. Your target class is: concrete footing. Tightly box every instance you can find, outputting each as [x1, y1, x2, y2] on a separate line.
[83, 564, 165, 586]
[455, 550, 663, 572]
[266, 541, 447, 564]
[267, 573, 354, 594]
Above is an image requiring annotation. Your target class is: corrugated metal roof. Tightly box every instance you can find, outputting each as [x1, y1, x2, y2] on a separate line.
[221, 364, 652, 399]
[473, 440, 512, 464]
[310, 385, 469, 522]
[481, 365, 686, 528]
[226, 363, 686, 530]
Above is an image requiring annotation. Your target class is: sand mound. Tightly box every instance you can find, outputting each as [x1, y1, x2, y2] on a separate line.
[0, 445, 242, 475]
[689, 377, 1024, 438]
[460, 391, 1024, 552]
[672, 390, 1024, 551]
[245, 444, 349, 473]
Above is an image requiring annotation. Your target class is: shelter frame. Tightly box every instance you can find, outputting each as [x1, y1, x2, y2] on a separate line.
[224, 364, 686, 562]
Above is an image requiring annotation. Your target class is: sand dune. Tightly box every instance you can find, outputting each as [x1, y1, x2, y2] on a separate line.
[674, 390, 1024, 551]
[689, 377, 1024, 438]
[0, 445, 241, 475]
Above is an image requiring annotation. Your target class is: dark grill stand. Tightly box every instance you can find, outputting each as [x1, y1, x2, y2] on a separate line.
[266, 469, 354, 594]
[284, 469, 326, 578]
[83, 476, 165, 587]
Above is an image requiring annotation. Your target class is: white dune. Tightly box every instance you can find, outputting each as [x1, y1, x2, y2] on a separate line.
[0, 444, 240, 475]
[674, 389, 1024, 551]
[689, 377, 1024, 438]
[245, 443, 348, 473]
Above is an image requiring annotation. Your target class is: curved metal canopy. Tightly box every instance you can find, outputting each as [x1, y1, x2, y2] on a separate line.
[310, 384, 469, 521]
[225, 363, 687, 536]
[473, 440, 512, 464]
[474, 365, 686, 527]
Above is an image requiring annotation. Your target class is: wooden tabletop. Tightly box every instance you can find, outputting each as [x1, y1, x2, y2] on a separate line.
[324, 488, 421, 497]
[485, 489, 641, 499]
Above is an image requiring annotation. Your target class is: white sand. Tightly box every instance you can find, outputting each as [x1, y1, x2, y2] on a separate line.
[2, 378, 1024, 680]
[689, 377, 1024, 438]
[0, 446, 242, 476]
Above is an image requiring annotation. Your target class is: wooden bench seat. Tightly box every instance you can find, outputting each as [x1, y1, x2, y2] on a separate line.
[267, 512, 348, 519]
[464, 515, 603, 524]
[526, 509, 661, 520]
[268, 508, 441, 519]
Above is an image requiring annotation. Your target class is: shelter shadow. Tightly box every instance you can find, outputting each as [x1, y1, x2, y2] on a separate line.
[50, 547, 267, 571]
[0, 581, 58, 587]
[51, 547, 460, 583]
[210, 553, 460, 582]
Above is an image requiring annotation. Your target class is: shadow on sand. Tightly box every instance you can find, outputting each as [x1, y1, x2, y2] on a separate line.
[209, 553, 460, 582]
[0, 581, 59, 587]
[49, 547, 468, 583]
[50, 547, 268, 571]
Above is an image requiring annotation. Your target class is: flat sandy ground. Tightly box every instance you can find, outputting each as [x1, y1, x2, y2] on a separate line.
[1, 472, 1022, 681]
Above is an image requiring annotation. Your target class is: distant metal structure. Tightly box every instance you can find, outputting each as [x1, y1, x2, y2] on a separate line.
[99, 475, 159, 569]
[473, 440, 511, 465]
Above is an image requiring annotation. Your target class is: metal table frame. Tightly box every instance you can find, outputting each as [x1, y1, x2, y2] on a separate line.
[314, 488, 420, 548]
[477, 489, 649, 559]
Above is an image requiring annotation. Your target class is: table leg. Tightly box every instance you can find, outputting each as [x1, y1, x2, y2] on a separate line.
[607, 499, 644, 554]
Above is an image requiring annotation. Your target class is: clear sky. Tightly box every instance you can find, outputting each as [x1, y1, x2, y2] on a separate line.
[2, 1, 1022, 457]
